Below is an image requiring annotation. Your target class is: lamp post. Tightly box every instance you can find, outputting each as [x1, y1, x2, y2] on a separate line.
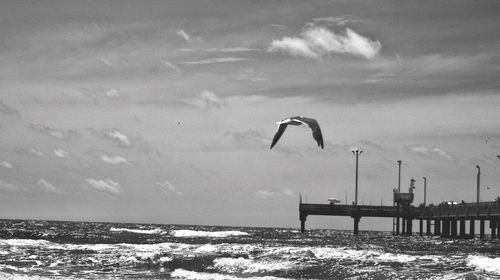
[397, 160, 402, 193]
[476, 165, 480, 208]
[423, 177, 427, 206]
[352, 148, 363, 206]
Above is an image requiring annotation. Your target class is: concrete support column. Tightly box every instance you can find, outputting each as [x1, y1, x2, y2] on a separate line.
[402, 218, 406, 235]
[396, 216, 400, 235]
[451, 219, 457, 238]
[426, 219, 432, 236]
[441, 219, 449, 238]
[300, 214, 307, 233]
[469, 219, 475, 238]
[419, 219, 423, 236]
[353, 216, 360, 235]
[407, 219, 413, 236]
[434, 219, 441, 236]
[480, 219, 485, 239]
[459, 219, 466, 239]
[491, 219, 497, 239]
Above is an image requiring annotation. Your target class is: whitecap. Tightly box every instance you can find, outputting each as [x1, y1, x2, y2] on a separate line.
[466, 255, 500, 274]
[213, 257, 298, 274]
[170, 230, 250, 238]
[171, 268, 294, 280]
[109, 227, 164, 234]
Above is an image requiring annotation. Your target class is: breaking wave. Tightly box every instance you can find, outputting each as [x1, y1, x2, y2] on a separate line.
[466, 255, 500, 275]
[110, 227, 165, 235]
[171, 269, 293, 280]
[169, 230, 250, 238]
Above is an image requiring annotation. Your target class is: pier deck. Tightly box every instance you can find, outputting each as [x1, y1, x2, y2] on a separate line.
[299, 201, 500, 239]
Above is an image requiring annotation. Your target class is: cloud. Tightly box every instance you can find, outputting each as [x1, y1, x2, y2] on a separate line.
[312, 15, 365, 26]
[180, 47, 260, 53]
[28, 123, 78, 140]
[224, 129, 268, 146]
[104, 88, 121, 98]
[81, 87, 127, 104]
[0, 161, 13, 168]
[431, 148, 453, 160]
[254, 190, 275, 200]
[53, 148, 69, 158]
[100, 154, 128, 164]
[184, 90, 226, 110]
[37, 179, 60, 193]
[97, 57, 113, 66]
[15, 147, 45, 157]
[161, 60, 182, 74]
[0, 180, 20, 192]
[409, 146, 453, 160]
[29, 148, 45, 157]
[236, 68, 269, 82]
[177, 29, 192, 42]
[254, 188, 295, 200]
[86, 178, 121, 194]
[268, 26, 381, 60]
[0, 100, 20, 116]
[181, 57, 251, 65]
[96, 129, 132, 147]
[156, 181, 183, 196]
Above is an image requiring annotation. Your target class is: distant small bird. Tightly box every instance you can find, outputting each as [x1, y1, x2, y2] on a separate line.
[497, 155, 500, 159]
[270, 116, 324, 149]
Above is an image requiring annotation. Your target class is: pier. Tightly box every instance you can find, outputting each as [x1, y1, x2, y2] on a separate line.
[299, 200, 500, 239]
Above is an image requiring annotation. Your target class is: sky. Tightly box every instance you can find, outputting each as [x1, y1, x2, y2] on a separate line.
[1, 0, 500, 230]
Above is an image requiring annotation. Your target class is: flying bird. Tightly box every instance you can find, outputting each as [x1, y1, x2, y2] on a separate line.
[270, 116, 324, 149]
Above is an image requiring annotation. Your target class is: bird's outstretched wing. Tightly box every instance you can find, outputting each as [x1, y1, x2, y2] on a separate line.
[270, 123, 288, 149]
[293, 117, 324, 149]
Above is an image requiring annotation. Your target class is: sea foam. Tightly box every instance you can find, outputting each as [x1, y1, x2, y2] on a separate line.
[171, 268, 293, 280]
[109, 227, 164, 234]
[213, 257, 298, 274]
[466, 255, 500, 274]
[170, 230, 250, 238]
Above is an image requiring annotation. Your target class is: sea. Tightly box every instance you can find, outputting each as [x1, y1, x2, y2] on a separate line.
[0, 219, 499, 280]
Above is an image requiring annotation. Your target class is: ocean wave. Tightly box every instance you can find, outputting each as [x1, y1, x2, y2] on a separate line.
[213, 257, 298, 274]
[0, 272, 75, 280]
[310, 246, 445, 264]
[170, 230, 250, 238]
[171, 268, 294, 280]
[466, 255, 500, 275]
[109, 227, 165, 235]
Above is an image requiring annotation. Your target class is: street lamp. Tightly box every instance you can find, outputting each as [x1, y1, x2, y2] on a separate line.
[397, 160, 402, 193]
[476, 165, 480, 207]
[423, 177, 427, 206]
[352, 148, 363, 205]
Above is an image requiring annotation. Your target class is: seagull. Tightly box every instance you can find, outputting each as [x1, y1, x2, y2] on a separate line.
[270, 116, 324, 149]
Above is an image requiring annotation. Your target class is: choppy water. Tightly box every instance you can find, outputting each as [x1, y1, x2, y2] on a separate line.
[0, 219, 499, 279]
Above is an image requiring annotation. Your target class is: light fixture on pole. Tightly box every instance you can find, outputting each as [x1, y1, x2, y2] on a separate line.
[352, 148, 363, 206]
[423, 177, 427, 207]
[476, 165, 480, 208]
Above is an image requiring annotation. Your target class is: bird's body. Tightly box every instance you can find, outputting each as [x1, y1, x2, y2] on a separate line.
[270, 116, 324, 149]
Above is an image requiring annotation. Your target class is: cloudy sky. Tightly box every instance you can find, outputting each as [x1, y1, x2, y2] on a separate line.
[1, 0, 500, 230]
